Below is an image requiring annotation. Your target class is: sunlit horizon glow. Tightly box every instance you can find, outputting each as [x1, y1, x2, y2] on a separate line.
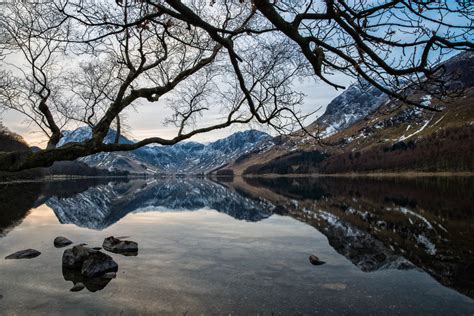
[1, 76, 349, 148]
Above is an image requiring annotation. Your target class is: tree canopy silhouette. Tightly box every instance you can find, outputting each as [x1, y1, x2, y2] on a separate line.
[0, 0, 472, 171]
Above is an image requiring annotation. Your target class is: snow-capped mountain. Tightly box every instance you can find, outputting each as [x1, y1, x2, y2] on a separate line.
[220, 51, 474, 175]
[308, 80, 388, 138]
[59, 128, 272, 173]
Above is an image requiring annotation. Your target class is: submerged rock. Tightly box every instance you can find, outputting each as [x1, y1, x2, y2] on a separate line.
[5, 249, 41, 259]
[81, 252, 118, 278]
[54, 236, 73, 248]
[309, 255, 326, 266]
[103, 236, 138, 255]
[63, 267, 114, 293]
[70, 282, 85, 292]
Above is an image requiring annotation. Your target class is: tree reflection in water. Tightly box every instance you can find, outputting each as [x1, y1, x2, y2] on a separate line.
[0, 176, 473, 298]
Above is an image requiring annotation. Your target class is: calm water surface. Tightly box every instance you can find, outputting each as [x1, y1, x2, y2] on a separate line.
[0, 177, 473, 315]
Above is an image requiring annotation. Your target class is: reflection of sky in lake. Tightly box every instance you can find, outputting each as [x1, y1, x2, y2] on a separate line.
[0, 199, 473, 315]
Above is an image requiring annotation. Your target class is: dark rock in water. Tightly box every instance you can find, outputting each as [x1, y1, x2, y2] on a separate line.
[0, 294, 3, 299]
[54, 236, 73, 248]
[309, 255, 326, 266]
[63, 267, 113, 293]
[5, 249, 41, 259]
[62, 245, 117, 278]
[62, 245, 96, 269]
[70, 282, 85, 292]
[103, 236, 138, 255]
[81, 251, 118, 278]
[92, 247, 102, 251]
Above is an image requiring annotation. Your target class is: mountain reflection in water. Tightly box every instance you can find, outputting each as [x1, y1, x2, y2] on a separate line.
[242, 176, 474, 299]
[0, 176, 473, 302]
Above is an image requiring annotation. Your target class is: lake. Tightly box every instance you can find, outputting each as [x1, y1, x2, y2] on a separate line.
[0, 176, 473, 315]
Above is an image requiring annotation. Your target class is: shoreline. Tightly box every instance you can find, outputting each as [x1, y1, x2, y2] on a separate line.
[1, 171, 473, 184]
[237, 171, 474, 178]
[0, 174, 143, 185]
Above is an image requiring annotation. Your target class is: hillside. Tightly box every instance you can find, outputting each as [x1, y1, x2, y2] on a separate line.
[0, 123, 30, 152]
[0, 124, 125, 180]
[221, 52, 474, 175]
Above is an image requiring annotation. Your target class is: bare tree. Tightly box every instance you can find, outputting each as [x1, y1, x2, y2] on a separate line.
[0, 3, 71, 149]
[0, 0, 472, 171]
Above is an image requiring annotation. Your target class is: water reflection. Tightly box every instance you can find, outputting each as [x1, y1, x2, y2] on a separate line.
[240, 176, 474, 299]
[0, 176, 473, 302]
[0, 182, 43, 237]
[62, 266, 113, 293]
[46, 178, 272, 229]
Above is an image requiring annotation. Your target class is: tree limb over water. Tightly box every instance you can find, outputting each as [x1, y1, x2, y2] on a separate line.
[0, 0, 472, 171]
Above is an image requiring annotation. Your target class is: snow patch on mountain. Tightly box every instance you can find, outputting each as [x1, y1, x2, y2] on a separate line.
[59, 127, 272, 173]
[312, 81, 389, 138]
[47, 179, 273, 229]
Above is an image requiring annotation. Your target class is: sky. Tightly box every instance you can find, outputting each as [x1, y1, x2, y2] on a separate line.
[1, 70, 351, 147]
[0, 0, 356, 148]
[1, 0, 470, 147]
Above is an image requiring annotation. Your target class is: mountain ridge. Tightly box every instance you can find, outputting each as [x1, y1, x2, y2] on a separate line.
[217, 51, 474, 175]
[59, 128, 272, 173]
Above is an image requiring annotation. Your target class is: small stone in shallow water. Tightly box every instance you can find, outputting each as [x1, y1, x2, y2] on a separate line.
[0, 294, 3, 299]
[309, 255, 326, 266]
[103, 236, 138, 255]
[70, 282, 85, 292]
[5, 249, 41, 259]
[54, 236, 73, 248]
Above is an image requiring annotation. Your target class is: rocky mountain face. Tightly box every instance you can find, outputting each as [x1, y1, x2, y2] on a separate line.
[59, 128, 272, 174]
[307, 81, 388, 138]
[221, 51, 474, 175]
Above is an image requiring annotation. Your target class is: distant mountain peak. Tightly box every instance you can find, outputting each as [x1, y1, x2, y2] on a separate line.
[58, 127, 271, 173]
[58, 127, 133, 147]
